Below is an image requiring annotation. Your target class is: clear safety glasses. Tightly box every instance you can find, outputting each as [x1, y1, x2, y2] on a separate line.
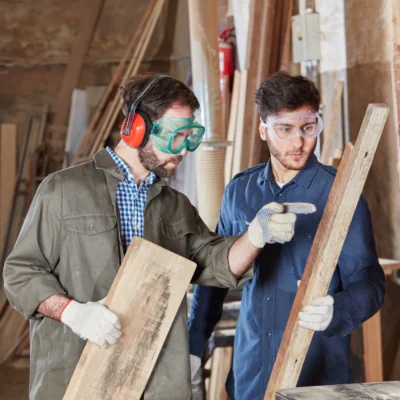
[261, 112, 324, 142]
[150, 117, 205, 154]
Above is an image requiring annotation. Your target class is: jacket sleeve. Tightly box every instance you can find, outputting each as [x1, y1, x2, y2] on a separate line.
[327, 196, 385, 336]
[188, 184, 253, 289]
[3, 173, 66, 319]
[188, 188, 237, 357]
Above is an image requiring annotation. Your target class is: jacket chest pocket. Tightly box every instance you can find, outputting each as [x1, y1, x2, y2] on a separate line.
[159, 216, 198, 257]
[63, 214, 119, 289]
[64, 214, 117, 235]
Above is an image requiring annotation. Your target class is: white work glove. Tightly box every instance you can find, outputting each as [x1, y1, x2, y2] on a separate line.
[248, 202, 316, 247]
[298, 295, 334, 331]
[60, 300, 121, 349]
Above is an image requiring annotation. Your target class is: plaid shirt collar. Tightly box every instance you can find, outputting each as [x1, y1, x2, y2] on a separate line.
[105, 146, 157, 187]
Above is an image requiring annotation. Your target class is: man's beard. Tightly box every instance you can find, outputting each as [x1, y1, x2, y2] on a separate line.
[138, 143, 182, 178]
[265, 135, 316, 171]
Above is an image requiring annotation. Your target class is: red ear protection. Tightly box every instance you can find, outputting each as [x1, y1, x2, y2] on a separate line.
[120, 111, 152, 149]
[120, 74, 169, 149]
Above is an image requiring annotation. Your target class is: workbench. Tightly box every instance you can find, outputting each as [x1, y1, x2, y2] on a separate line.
[276, 381, 400, 399]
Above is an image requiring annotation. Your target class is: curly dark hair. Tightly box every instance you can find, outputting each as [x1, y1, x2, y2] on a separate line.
[254, 71, 320, 121]
[120, 74, 200, 122]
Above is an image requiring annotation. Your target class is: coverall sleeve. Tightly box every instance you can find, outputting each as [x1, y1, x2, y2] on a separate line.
[188, 180, 253, 288]
[327, 196, 385, 336]
[3, 174, 66, 319]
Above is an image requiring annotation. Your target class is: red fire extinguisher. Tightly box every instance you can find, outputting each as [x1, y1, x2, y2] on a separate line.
[219, 28, 235, 97]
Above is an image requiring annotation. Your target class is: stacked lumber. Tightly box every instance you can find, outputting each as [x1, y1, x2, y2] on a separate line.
[0, 107, 51, 366]
[72, 0, 165, 165]
[225, 0, 294, 183]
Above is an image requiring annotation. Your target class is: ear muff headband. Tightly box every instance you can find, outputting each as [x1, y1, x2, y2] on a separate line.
[121, 74, 169, 148]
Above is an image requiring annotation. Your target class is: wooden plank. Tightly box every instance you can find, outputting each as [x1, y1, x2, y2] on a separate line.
[276, 382, 400, 399]
[363, 311, 383, 382]
[329, 147, 343, 167]
[264, 104, 390, 399]
[53, 0, 104, 127]
[391, 338, 400, 380]
[87, 0, 165, 156]
[208, 346, 233, 400]
[243, 0, 277, 169]
[64, 238, 196, 400]
[321, 81, 344, 165]
[379, 258, 400, 275]
[231, 69, 248, 177]
[0, 124, 17, 259]
[225, 69, 240, 185]
[279, 0, 293, 72]
[72, 0, 158, 161]
[0, 289, 7, 317]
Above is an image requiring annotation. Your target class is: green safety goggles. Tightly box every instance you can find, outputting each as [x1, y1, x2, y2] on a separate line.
[150, 117, 205, 154]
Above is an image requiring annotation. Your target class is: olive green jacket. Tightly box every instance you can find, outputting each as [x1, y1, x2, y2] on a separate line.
[3, 149, 252, 400]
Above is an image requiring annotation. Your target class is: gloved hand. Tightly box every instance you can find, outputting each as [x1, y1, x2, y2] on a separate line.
[248, 202, 316, 248]
[60, 300, 121, 349]
[298, 295, 334, 331]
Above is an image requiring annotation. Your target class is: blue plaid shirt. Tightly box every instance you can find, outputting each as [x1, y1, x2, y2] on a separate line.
[106, 147, 156, 252]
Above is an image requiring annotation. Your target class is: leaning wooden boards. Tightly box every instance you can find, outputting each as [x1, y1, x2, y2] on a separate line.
[264, 104, 390, 399]
[63, 237, 196, 400]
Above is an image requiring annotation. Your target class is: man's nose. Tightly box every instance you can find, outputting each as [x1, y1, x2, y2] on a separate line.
[179, 146, 188, 157]
[291, 131, 303, 148]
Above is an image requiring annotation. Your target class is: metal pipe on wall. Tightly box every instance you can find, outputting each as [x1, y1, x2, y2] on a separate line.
[188, 0, 228, 230]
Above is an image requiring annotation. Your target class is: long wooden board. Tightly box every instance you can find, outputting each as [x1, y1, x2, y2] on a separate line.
[54, 0, 104, 127]
[264, 104, 390, 399]
[0, 124, 16, 259]
[321, 81, 344, 165]
[72, 0, 158, 162]
[64, 237, 196, 400]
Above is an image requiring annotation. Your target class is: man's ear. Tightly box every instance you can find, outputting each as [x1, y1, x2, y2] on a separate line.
[259, 119, 267, 142]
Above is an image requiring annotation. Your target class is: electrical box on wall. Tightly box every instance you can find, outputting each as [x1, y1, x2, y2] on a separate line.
[291, 13, 321, 62]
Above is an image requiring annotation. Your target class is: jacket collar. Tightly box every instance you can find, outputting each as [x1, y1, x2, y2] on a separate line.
[93, 148, 167, 187]
[257, 154, 320, 189]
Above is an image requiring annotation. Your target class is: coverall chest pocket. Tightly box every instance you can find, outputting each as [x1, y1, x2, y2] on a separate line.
[160, 217, 198, 257]
[64, 214, 119, 282]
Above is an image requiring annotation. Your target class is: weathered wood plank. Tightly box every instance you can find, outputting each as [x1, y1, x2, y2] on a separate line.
[265, 104, 390, 399]
[63, 238, 196, 400]
[321, 81, 344, 165]
[275, 381, 400, 399]
[0, 124, 17, 259]
[54, 0, 104, 127]
[362, 311, 383, 382]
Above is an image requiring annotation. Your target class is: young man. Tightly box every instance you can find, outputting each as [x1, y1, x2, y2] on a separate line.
[189, 72, 385, 399]
[3, 74, 315, 400]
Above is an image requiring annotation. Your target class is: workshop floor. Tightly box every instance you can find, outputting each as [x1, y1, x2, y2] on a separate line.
[0, 364, 29, 399]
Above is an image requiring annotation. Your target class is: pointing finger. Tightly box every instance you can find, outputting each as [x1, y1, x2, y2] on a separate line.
[283, 203, 316, 215]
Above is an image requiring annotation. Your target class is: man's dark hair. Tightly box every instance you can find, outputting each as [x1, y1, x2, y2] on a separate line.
[120, 74, 200, 122]
[254, 71, 320, 121]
